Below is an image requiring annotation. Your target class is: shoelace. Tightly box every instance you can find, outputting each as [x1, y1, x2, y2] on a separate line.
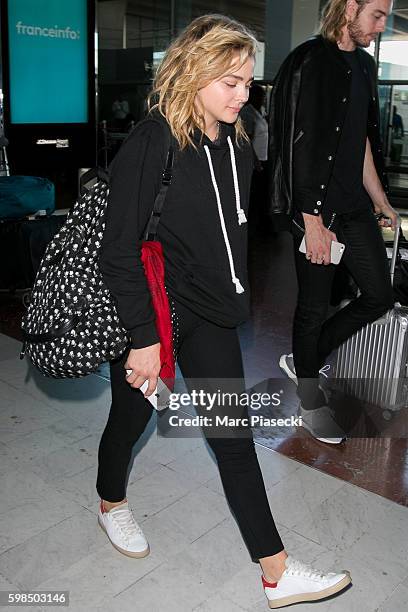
[319, 364, 331, 378]
[285, 558, 326, 580]
[110, 506, 143, 542]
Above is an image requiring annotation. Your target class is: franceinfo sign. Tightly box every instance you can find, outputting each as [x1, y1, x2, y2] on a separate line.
[8, 0, 88, 124]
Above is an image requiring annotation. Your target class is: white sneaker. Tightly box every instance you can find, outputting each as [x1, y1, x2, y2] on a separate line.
[300, 404, 346, 445]
[98, 500, 150, 558]
[279, 354, 331, 385]
[262, 556, 351, 609]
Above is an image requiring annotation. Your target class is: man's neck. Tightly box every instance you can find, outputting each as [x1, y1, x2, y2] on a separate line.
[337, 28, 357, 52]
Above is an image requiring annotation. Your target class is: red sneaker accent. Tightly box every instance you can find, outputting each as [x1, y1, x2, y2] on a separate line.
[262, 575, 278, 589]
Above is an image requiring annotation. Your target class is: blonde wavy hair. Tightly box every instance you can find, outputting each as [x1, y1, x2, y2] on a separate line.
[319, 0, 372, 42]
[148, 14, 258, 149]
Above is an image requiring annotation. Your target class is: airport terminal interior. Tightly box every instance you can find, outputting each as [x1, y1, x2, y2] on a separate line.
[0, 1, 408, 611]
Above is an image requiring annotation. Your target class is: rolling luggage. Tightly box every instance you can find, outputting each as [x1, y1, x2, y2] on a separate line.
[0, 176, 55, 220]
[386, 228, 408, 307]
[393, 259, 408, 306]
[335, 218, 408, 410]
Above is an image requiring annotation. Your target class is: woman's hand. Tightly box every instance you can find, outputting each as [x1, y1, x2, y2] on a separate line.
[125, 343, 161, 396]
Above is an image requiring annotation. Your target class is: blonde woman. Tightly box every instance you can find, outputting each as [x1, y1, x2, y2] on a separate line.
[97, 15, 351, 608]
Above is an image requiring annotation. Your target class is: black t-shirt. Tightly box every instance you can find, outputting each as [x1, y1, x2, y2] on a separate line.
[326, 50, 372, 214]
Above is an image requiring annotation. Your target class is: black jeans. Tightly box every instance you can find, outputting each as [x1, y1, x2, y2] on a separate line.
[292, 207, 394, 409]
[97, 298, 284, 560]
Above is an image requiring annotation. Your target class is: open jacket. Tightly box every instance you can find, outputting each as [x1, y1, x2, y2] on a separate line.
[267, 35, 388, 230]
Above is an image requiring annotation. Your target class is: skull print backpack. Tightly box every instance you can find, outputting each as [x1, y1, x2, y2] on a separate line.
[21, 125, 173, 378]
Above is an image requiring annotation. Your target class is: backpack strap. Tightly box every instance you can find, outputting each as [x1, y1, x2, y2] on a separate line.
[143, 144, 174, 241]
[82, 118, 174, 240]
[79, 167, 110, 194]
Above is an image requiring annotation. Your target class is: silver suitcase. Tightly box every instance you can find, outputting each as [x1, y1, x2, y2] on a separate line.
[336, 218, 408, 410]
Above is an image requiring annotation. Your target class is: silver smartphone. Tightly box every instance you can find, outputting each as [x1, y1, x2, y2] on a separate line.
[126, 370, 171, 411]
[299, 236, 345, 265]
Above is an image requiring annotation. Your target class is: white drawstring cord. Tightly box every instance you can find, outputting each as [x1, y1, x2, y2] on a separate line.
[227, 136, 247, 226]
[204, 144, 245, 294]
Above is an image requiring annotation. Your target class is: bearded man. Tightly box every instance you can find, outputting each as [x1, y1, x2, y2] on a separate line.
[268, 0, 398, 443]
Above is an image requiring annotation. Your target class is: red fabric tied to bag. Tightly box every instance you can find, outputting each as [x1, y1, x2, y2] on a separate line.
[141, 240, 175, 391]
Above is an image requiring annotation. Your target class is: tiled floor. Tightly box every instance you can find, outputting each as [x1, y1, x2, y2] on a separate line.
[1, 221, 408, 610]
[1, 334, 408, 612]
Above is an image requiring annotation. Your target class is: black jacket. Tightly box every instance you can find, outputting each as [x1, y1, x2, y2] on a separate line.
[99, 114, 253, 348]
[267, 35, 388, 229]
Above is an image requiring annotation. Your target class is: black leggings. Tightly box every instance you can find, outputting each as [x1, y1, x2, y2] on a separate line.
[96, 298, 284, 560]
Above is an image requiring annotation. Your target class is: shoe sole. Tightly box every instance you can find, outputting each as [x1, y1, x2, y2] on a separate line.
[267, 572, 352, 608]
[300, 421, 345, 445]
[98, 515, 150, 559]
[279, 355, 298, 385]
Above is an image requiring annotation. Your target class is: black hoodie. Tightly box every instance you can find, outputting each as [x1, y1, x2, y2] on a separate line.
[99, 113, 254, 348]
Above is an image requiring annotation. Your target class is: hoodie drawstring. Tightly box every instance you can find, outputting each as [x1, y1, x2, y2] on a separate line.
[227, 136, 247, 226]
[204, 139, 245, 295]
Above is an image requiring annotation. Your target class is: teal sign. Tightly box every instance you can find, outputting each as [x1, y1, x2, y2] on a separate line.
[8, 0, 88, 124]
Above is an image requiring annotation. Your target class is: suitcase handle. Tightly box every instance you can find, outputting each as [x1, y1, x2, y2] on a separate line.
[390, 216, 402, 288]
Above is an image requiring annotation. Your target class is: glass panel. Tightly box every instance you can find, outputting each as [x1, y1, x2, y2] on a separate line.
[378, 83, 408, 201]
[378, 83, 392, 145]
[378, 0, 408, 80]
[96, 0, 267, 163]
[378, 83, 403, 162]
[389, 85, 408, 169]
[97, 0, 172, 163]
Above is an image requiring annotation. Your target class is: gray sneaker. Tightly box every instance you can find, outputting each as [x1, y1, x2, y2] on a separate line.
[299, 404, 346, 445]
[279, 354, 331, 386]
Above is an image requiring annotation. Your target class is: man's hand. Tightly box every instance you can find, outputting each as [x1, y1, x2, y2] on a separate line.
[125, 343, 161, 397]
[302, 213, 337, 265]
[363, 138, 399, 231]
[374, 199, 399, 230]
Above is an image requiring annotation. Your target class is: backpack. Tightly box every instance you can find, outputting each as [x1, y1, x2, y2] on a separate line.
[21, 126, 173, 378]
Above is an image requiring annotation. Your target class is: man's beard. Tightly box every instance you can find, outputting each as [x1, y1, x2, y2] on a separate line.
[347, 18, 374, 48]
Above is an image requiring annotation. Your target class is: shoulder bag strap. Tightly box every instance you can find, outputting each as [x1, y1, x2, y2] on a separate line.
[143, 143, 174, 241]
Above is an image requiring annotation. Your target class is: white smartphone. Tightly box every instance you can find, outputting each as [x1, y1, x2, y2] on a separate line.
[299, 236, 345, 265]
[126, 370, 171, 411]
